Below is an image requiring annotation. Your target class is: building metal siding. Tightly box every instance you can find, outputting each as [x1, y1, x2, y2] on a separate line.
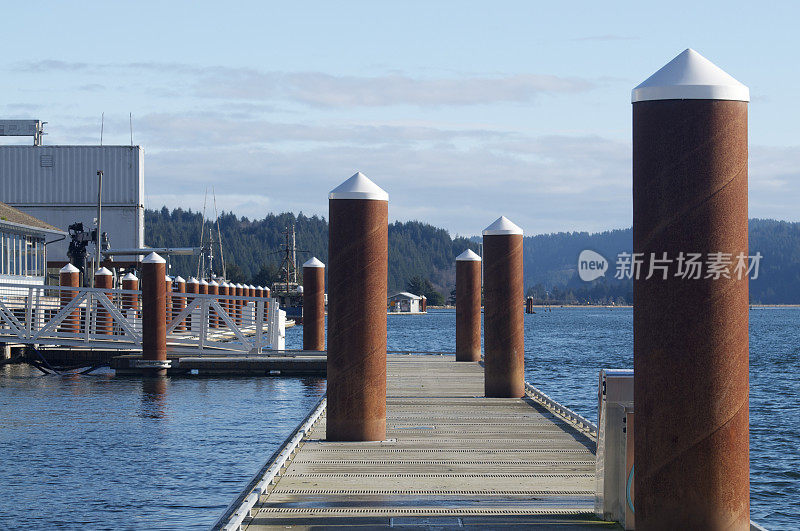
[0, 145, 143, 206]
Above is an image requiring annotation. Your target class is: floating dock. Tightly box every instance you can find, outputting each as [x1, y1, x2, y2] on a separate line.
[219, 354, 612, 529]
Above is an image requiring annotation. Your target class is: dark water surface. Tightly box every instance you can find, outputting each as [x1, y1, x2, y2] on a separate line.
[1, 308, 797, 529]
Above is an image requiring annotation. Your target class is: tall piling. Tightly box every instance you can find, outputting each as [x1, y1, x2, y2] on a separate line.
[327, 172, 388, 441]
[482, 216, 524, 398]
[632, 49, 750, 529]
[455, 249, 482, 362]
[141, 253, 168, 375]
[186, 278, 199, 331]
[303, 257, 326, 351]
[173, 276, 186, 332]
[58, 264, 81, 333]
[95, 267, 113, 335]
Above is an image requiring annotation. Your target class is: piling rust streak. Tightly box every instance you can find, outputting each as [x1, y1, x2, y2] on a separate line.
[456, 260, 481, 362]
[482, 234, 524, 398]
[142, 261, 167, 363]
[633, 99, 749, 530]
[303, 266, 325, 351]
[327, 199, 388, 441]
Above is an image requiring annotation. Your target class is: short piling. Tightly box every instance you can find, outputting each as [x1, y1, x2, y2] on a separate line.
[164, 275, 173, 328]
[632, 49, 751, 529]
[327, 172, 388, 441]
[186, 278, 199, 331]
[303, 257, 326, 351]
[208, 279, 219, 328]
[122, 272, 139, 318]
[173, 276, 186, 332]
[141, 253, 168, 375]
[482, 216, 524, 398]
[455, 249, 482, 362]
[95, 267, 113, 335]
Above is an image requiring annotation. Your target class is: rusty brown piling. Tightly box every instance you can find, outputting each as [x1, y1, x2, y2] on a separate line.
[186, 278, 199, 331]
[632, 49, 750, 529]
[218, 281, 229, 327]
[141, 253, 168, 375]
[173, 276, 186, 332]
[327, 172, 388, 441]
[482, 216, 524, 398]
[122, 272, 139, 318]
[58, 264, 81, 333]
[95, 267, 114, 335]
[208, 279, 219, 328]
[303, 257, 326, 351]
[164, 275, 172, 328]
[456, 249, 482, 362]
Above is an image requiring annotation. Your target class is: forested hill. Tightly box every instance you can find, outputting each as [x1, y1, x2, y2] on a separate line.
[144, 207, 479, 298]
[145, 208, 800, 305]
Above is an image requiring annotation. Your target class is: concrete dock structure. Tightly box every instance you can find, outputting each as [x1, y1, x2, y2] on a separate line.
[455, 249, 482, 362]
[632, 49, 751, 529]
[326, 172, 389, 442]
[230, 355, 605, 530]
[482, 216, 525, 398]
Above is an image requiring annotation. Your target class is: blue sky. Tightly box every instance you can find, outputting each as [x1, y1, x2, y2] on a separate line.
[1, 1, 798, 236]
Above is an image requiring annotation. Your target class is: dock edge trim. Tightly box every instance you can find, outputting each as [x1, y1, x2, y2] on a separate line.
[524, 382, 599, 440]
[213, 395, 327, 531]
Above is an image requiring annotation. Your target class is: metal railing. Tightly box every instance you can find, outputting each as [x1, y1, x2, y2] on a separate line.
[0, 282, 281, 354]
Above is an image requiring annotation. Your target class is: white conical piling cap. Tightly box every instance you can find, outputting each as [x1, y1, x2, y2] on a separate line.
[208, 279, 218, 286]
[95, 267, 112, 275]
[165, 275, 172, 282]
[60, 263, 80, 274]
[329, 171, 389, 201]
[456, 249, 482, 261]
[303, 257, 325, 268]
[483, 216, 523, 236]
[632, 48, 749, 103]
[122, 272, 138, 281]
[174, 276, 186, 283]
[142, 252, 166, 264]
[187, 277, 199, 284]
[199, 279, 208, 285]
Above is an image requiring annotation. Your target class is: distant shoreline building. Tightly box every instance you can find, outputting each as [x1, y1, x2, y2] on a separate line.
[0, 201, 66, 285]
[388, 291, 424, 313]
[0, 120, 145, 267]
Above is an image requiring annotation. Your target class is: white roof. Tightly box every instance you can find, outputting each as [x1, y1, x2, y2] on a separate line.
[632, 48, 749, 103]
[483, 216, 523, 236]
[59, 263, 80, 273]
[95, 267, 112, 275]
[122, 272, 138, 281]
[456, 249, 482, 262]
[329, 172, 389, 201]
[389, 291, 422, 300]
[142, 252, 165, 264]
[303, 257, 325, 268]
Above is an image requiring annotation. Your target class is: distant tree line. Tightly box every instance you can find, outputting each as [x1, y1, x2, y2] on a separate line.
[146, 208, 800, 305]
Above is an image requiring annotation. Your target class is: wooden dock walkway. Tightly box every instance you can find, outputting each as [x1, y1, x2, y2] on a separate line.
[234, 355, 616, 530]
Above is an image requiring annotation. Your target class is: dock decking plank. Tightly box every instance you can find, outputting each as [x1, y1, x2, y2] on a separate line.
[244, 355, 614, 529]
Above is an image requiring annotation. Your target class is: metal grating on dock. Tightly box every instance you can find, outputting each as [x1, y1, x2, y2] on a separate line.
[242, 355, 614, 529]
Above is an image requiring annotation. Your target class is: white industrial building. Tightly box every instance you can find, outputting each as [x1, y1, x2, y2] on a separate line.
[0, 120, 145, 265]
[388, 292, 423, 313]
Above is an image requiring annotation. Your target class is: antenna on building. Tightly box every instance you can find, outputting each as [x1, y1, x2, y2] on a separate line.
[100, 112, 104, 146]
[129, 113, 133, 146]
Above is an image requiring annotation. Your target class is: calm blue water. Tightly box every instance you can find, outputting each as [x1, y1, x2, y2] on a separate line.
[1, 308, 797, 529]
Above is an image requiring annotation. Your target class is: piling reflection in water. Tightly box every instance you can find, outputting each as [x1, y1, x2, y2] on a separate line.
[140, 377, 168, 419]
